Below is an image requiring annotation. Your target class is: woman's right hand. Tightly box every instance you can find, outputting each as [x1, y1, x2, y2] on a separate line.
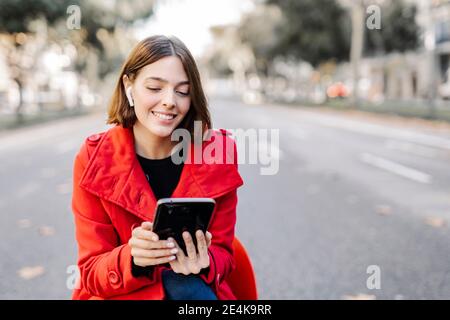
[128, 221, 178, 267]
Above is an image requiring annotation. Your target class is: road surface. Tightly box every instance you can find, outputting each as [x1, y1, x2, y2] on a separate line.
[1, 97, 449, 299]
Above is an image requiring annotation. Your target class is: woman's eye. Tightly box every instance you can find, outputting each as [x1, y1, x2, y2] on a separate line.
[147, 87, 188, 96]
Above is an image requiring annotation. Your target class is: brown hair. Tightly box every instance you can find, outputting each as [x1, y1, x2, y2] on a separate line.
[107, 35, 211, 138]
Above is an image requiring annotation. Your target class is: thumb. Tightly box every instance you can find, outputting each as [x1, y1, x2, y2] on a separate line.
[141, 221, 153, 230]
[206, 231, 212, 246]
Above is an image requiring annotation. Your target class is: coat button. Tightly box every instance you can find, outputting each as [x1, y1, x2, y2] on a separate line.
[88, 134, 101, 142]
[108, 271, 120, 285]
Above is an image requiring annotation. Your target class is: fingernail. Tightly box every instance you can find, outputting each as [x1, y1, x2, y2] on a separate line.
[171, 248, 178, 254]
[169, 256, 176, 261]
[152, 236, 158, 241]
[167, 242, 175, 248]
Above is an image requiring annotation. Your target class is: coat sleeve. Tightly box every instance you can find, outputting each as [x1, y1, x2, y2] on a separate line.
[199, 189, 238, 291]
[199, 133, 242, 290]
[72, 142, 159, 299]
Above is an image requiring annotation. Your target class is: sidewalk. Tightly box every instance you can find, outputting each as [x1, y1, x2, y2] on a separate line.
[306, 106, 450, 137]
[267, 97, 450, 139]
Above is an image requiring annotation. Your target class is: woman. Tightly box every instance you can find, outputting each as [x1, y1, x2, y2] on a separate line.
[71, 35, 244, 300]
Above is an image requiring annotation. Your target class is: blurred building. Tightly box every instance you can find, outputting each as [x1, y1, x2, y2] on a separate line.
[355, 0, 450, 102]
[430, 0, 450, 98]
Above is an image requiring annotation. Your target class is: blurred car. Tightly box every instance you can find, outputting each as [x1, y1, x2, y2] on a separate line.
[326, 82, 349, 99]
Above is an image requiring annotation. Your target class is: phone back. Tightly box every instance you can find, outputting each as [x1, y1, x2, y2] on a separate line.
[153, 198, 215, 256]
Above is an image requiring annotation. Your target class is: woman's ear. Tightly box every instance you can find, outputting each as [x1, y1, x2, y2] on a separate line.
[126, 87, 134, 107]
[122, 74, 134, 107]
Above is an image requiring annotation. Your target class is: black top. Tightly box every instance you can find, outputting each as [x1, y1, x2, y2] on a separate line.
[132, 150, 210, 279]
[131, 152, 184, 277]
[136, 153, 184, 200]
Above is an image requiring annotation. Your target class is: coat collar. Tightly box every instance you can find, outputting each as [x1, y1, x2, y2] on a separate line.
[79, 125, 243, 221]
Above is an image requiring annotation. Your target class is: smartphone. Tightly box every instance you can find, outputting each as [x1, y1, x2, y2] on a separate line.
[152, 198, 216, 256]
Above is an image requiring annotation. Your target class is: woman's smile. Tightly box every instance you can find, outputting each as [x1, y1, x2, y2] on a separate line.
[151, 110, 178, 122]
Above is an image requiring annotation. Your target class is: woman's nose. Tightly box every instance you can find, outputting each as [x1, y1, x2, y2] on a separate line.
[162, 89, 176, 108]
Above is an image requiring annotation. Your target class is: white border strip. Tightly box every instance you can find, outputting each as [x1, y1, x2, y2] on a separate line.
[360, 153, 433, 184]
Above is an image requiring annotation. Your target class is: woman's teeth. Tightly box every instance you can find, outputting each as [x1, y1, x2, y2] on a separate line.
[152, 111, 176, 120]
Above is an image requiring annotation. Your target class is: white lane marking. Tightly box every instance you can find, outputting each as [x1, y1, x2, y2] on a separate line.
[305, 113, 450, 151]
[384, 140, 438, 158]
[360, 153, 432, 184]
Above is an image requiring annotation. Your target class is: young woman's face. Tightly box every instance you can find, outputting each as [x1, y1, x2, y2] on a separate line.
[127, 56, 191, 138]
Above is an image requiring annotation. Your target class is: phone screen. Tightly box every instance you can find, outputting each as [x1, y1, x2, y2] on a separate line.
[152, 199, 215, 256]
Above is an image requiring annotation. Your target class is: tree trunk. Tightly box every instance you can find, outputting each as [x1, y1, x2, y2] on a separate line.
[350, 2, 365, 108]
[15, 77, 24, 124]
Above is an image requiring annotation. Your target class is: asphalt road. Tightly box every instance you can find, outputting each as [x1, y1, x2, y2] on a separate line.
[1, 97, 449, 299]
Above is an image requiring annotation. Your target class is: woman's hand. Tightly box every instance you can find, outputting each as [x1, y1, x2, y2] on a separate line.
[128, 222, 178, 267]
[169, 230, 213, 275]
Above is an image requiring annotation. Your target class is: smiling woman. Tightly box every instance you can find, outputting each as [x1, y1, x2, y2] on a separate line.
[107, 35, 211, 158]
[122, 56, 193, 157]
[71, 35, 245, 300]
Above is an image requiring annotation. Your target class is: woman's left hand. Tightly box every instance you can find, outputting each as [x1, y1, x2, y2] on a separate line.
[169, 230, 212, 275]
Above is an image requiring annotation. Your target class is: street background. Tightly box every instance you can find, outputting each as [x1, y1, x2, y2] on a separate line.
[1, 0, 450, 299]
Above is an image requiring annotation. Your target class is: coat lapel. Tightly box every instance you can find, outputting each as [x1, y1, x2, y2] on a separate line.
[79, 125, 243, 221]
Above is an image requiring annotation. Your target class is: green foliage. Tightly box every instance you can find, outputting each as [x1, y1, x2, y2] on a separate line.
[0, 0, 76, 33]
[0, 0, 153, 48]
[365, 0, 419, 55]
[266, 0, 351, 66]
[0, 0, 154, 78]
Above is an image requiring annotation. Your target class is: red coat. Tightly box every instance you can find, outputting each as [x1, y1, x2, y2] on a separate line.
[71, 125, 244, 300]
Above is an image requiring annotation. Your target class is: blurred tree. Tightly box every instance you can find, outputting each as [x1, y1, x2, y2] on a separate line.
[0, 0, 154, 122]
[206, 25, 256, 93]
[0, 0, 154, 64]
[265, 0, 351, 67]
[238, 4, 284, 76]
[365, 0, 419, 55]
[0, 0, 73, 122]
[53, 0, 155, 79]
[340, 0, 419, 108]
[0, 0, 72, 33]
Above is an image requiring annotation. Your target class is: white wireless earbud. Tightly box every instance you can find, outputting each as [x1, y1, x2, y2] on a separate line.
[126, 87, 134, 107]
